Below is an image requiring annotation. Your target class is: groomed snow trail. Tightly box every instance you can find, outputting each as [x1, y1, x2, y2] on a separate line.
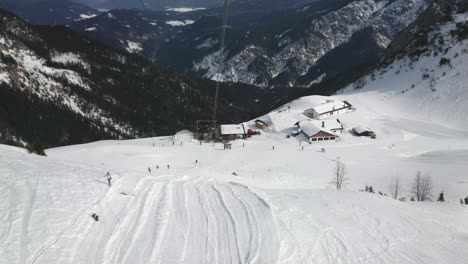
[68, 175, 279, 264]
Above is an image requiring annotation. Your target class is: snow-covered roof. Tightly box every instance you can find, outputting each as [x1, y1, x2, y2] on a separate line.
[299, 121, 338, 137]
[311, 101, 351, 115]
[296, 122, 321, 137]
[309, 119, 342, 130]
[220, 124, 246, 135]
[353, 126, 374, 134]
[299, 122, 321, 137]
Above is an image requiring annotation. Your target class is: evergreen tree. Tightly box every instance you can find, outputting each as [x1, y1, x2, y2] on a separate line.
[369, 186, 374, 193]
[437, 192, 445, 202]
[27, 141, 47, 156]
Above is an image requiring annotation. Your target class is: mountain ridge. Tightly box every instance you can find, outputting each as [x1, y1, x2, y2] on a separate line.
[0, 8, 296, 148]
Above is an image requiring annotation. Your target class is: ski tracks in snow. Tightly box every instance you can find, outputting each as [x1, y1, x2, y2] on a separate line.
[73, 175, 279, 264]
[2, 156, 280, 264]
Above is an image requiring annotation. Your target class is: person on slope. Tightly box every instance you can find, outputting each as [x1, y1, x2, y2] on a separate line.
[104, 172, 112, 187]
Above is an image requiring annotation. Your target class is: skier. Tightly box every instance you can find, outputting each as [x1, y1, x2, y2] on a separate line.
[195, 160, 198, 164]
[167, 165, 170, 169]
[148, 167, 151, 173]
[156, 165, 159, 169]
[104, 172, 112, 187]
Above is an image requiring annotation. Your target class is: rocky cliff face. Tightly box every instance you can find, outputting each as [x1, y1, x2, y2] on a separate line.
[180, 0, 433, 88]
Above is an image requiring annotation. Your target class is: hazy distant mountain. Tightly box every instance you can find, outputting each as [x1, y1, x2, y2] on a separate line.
[88, 0, 317, 10]
[0, 0, 99, 25]
[69, 8, 207, 60]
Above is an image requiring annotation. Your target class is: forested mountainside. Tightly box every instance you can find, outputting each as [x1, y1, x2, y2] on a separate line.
[0, 9, 294, 148]
[69, 8, 208, 60]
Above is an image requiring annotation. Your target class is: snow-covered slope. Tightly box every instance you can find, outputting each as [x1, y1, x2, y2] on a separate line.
[1, 91, 468, 263]
[340, 11, 468, 130]
[2, 27, 468, 261]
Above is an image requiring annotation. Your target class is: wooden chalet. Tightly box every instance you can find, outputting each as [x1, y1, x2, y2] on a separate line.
[353, 126, 376, 138]
[255, 119, 269, 130]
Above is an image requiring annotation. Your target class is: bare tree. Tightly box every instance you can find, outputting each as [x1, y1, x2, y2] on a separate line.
[411, 170, 433, 201]
[420, 174, 433, 201]
[388, 175, 402, 199]
[330, 160, 349, 190]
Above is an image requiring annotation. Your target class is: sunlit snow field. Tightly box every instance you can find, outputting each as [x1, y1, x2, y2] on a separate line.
[2, 87, 468, 264]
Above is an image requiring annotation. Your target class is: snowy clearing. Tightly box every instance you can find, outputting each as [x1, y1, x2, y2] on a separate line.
[84, 27, 97, 32]
[50, 52, 91, 73]
[165, 20, 195, 27]
[79, 14, 97, 20]
[125, 41, 143, 54]
[165, 8, 206, 13]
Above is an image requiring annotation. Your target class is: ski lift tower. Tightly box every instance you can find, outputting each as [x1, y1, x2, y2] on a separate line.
[195, 0, 229, 141]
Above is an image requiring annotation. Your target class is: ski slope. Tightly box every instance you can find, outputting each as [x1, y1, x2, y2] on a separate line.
[1, 88, 468, 264]
[1, 15, 468, 263]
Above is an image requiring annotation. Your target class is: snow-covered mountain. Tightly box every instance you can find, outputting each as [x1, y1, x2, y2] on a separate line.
[92, 0, 317, 10]
[69, 8, 208, 59]
[1, 2, 468, 263]
[1, 0, 437, 92]
[0, 0, 100, 25]
[1, 7, 467, 259]
[219, 0, 319, 15]
[157, 0, 434, 88]
[0, 9, 293, 148]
